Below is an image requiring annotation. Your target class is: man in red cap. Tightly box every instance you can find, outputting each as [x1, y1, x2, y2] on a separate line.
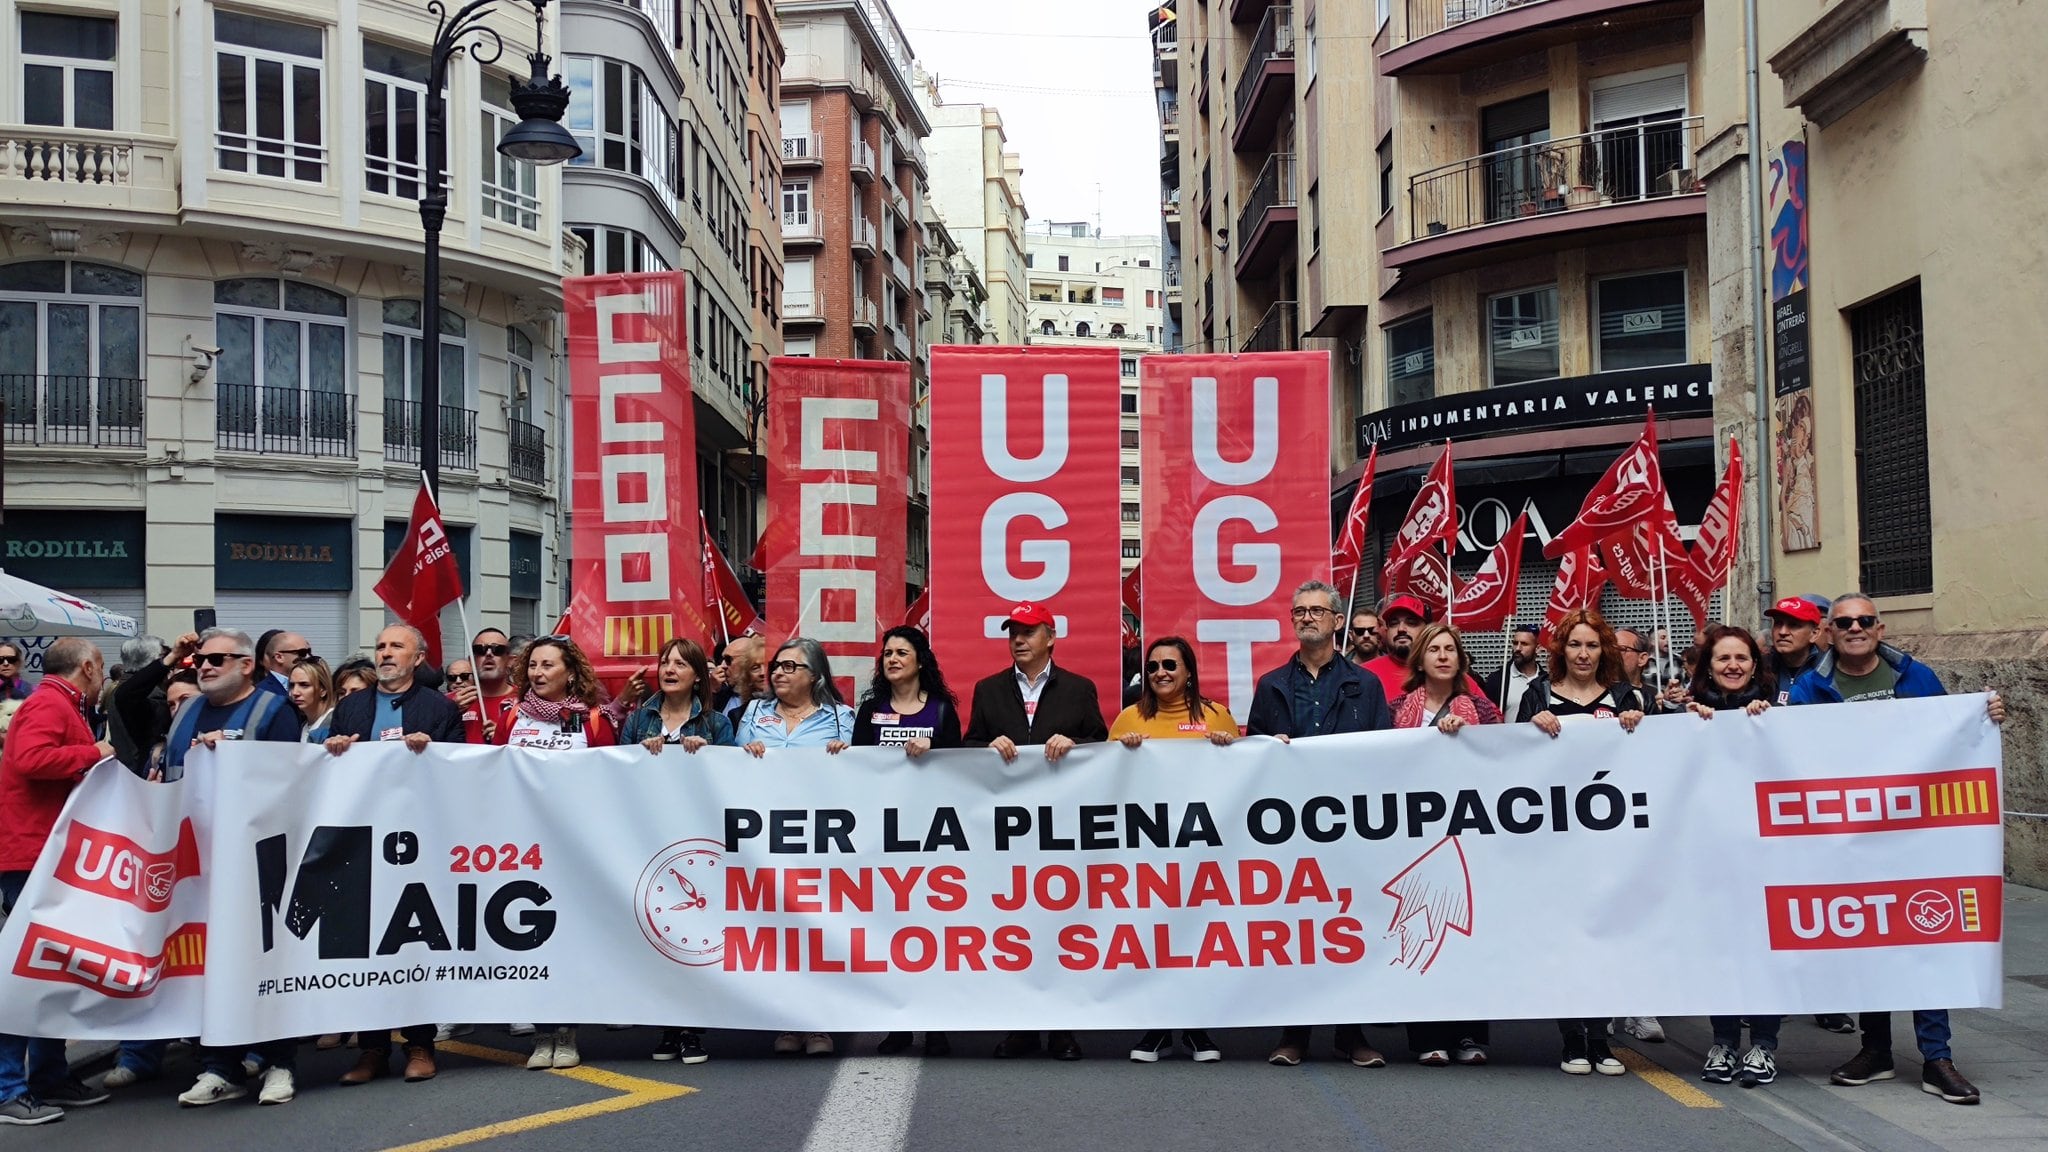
[1359, 594, 1483, 701]
[1763, 594, 1828, 707]
[964, 601, 1107, 1061]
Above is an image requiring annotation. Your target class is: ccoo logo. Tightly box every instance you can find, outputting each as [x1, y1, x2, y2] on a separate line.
[635, 838, 726, 966]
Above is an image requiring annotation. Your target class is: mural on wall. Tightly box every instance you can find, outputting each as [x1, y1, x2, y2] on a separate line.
[1769, 138, 1820, 552]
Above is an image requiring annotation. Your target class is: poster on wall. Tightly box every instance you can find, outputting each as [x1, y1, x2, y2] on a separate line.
[1768, 137, 1820, 552]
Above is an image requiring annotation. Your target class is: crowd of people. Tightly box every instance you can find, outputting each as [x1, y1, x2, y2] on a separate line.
[0, 584, 2007, 1125]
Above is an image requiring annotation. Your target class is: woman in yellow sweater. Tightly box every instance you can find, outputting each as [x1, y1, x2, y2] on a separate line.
[1112, 637, 1238, 1064]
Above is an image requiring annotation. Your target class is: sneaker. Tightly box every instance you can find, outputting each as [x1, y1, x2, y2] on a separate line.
[1417, 1049, 1451, 1067]
[433, 1024, 473, 1043]
[1815, 1013, 1857, 1034]
[1623, 1016, 1666, 1042]
[1701, 1043, 1738, 1083]
[1920, 1058, 1979, 1104]
[1184, 1030, 1221, 1063]
[551, 1027, 581, 1069]
[676, 1032, 709, 1064]
[241, 1056, 264, 1081]
[1739, 1045, 1778, 1086]
[1130, 1030, 1172, 1063]
[803, 1032, 834, 1057]
[0, 1096, 63, 1126]
[315, 1034, 345, 1050]
[1267, 1043, 1305, 1067]
[1454, 1039, 1488, 1066]
[101, 1065, 147, 1089]
[36, 1077, 108, 1108]
[1560, 1032, 1592, 1075]
[653, 1030, 683, 1061]
[1829, 1047, 1896, 1086]
[1588, 1038, 1626, 1076]
[177, 1072, 248, 1107]
[774, 1032, 804, 1056]
[526, 1035, 557, 1070]
[507, 1023, 537, 1037]
[258, 1067, 295, 1105]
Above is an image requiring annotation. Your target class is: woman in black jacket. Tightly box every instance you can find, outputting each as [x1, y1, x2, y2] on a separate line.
[853, 626, 960, 1058]
[1684, 625, 1784, 1088]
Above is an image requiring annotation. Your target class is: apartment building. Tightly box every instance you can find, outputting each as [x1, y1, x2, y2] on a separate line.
[559, 0, 769, 564]
[1024, 223, 1166, 577]
[1151, 7, 1183, 352]
[916, 73, 1029, 346]
[1, 0, 573, 655]
[741, 0, 785, 561]
[1165, 0, 1723, 668]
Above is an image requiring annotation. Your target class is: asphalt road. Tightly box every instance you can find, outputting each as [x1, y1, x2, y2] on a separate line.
[20, 1017, 1992, 1152]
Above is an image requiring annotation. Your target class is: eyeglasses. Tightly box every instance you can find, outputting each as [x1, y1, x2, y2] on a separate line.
[1831, 614, 1880, 632]
[473, 644, 511, 657]
[769, 660, 808, 675]
[448, 672, 475, 683]
[1289, 606, 1337, 620]
[1144, 659, 1181, 674]
[275, 647, 313, 662]
[716, 655, 735, 665]
[193, 651, 250, 668]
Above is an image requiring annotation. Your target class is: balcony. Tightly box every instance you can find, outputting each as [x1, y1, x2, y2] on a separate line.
[1232, 5, 1294, 151]
[888, 249, 913, 289]
[898, 128, 928, 179]
[924, 256, 950, 288]
[782, 133, 823, 167]
[888, 186, 911, 223]
[3, 373, 143, 449]
[383, 399, 479, 472]
[1242, 300, 1300, 353]
[1165, 265, 1183, 313]
[0, 128, 180, 217]
[1154, 21, 1179, 89]
[215, 384, 354, 459]
[846, 139, 875, 183]
[1233, 152, 1298, 278]
[783, 288, 823, 325]
[887, 321, 913, 359]
[781, 212, 823, 245]
[1229, 0, 1275, 22]
[852, 295, 879, 332]
[1390, 116, 1705, 280]
[508, 417, 547, 486]
[1385, 0, 1699, 76]
[850, 214, 878, 255]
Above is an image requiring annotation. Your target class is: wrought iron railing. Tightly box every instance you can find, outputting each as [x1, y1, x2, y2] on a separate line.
[509, 417, 547, 486]
[1407, 116, 1704, 238]
[2, 374, 143, 447]
[781, 133, 823, 163]
[1233, 6, 1294, 128]
[1236, 152, 1297, 246]
[216, 383, 354, 458]
[1242, 300, 1299, 353]
[383, 398, 478, 471]
[1404, 0, 1548, 44]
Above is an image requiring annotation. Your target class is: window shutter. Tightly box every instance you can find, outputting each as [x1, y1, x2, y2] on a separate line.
[1592, 72, 1687, 125]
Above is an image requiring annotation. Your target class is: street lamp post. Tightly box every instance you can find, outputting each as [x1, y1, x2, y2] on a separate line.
[417, 0, 579, 499]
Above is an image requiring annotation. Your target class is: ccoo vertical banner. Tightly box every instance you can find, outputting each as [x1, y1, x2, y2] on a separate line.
[765, 358, 910, 701]
[1140, 353, 1332, 722]
[928, 346, 1123, 727]
[565, 272, 713, 685]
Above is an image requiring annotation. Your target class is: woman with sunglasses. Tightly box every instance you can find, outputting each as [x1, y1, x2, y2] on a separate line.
[1516, 608, 1645, 1076]
[1391, 622, 1500, 1067]
[1679, 624, 1785, 1085]
[850, 627, 961, 1058]
[289, 657, 337, 743]
[1112, 637, 1235, 1065]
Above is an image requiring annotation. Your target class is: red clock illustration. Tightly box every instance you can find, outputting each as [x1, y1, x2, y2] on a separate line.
[635, 838, 726, 966]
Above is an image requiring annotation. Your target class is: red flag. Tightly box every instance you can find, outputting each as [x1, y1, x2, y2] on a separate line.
[1539, 546, 1609, 645]
[699, 513, 721, 639]
[1687, 439, 1744, 589]
[1331, 443, 1377, 596]
[1382, 441, 1457, 593]
[703, 521, 763, 642]
[1120, 563, 1142, 647]
[1450, 512, 1527, 632]
[1543, 412, 1667, 559]
[374, 481, 464, 666]
[903, 587, 931, 632]
[1386, 549, 1453, 617]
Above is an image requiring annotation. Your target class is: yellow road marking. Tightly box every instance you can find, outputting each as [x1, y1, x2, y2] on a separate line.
[377, 1039, 696, 1152]
[1615, 1045, 1722, 1109]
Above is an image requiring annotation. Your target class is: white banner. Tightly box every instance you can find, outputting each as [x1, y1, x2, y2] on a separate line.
[0, 696, 2004, 1044]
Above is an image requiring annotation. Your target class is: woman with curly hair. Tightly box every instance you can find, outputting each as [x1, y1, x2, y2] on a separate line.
[500, 636, 616, 752]
[853, 626, 962, 759]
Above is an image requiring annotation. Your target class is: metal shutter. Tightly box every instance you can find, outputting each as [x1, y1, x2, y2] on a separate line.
[214, 591, 353, 663]
[1592, 71, 1687, 126]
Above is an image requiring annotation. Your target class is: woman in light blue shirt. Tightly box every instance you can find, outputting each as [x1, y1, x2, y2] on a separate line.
[735, 636, 851, 1059]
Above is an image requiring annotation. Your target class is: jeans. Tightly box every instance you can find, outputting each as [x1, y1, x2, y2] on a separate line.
[0, 871, 68, 1102]
[1709, 1015, 1782, 1050]
[1859, 1010, 1952, 1062]
[117, 1039, 167, 1075]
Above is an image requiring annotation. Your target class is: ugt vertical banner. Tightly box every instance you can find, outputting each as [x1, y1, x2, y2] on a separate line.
[1140, 353, 1332, 722]
[928, 346, 1122, 727]
[565, 272, 713, 684]
[766, 358, 910, 700]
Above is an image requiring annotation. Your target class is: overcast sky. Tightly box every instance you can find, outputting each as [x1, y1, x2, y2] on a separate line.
[889, 0, 1162, 237]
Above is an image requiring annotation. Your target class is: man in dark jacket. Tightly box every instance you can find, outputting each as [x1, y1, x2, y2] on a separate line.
[963, 602, 1106, 1061]
[1245, 580, 1392, 1069]
[1764, 595, 1829, 705]
[1477, 624, 1545, 722]
[1788, 595, 2006, 1104]
[323, 624, 467, 1086]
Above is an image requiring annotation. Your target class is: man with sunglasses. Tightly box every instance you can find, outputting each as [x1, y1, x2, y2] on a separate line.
[1786, 595, 2007, 1105]
[456, 629, 520, 745]
[251, 629, 314, 706]
[1344, 611, 1380, 664]
[0, 643, 31, 700]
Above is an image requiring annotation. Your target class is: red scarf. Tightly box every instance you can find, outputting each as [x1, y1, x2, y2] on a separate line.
[516, 691, 589, 725]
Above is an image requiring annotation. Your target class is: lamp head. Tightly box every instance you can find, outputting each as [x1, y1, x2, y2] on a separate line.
[495, 0, 580, 166]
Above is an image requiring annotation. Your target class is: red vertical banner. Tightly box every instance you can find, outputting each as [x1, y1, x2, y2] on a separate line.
[928, 346, 1123, 727]
[564, 272, 712, 685]
[1140, 353, 1331, 722]
[766, 358, 910, 702]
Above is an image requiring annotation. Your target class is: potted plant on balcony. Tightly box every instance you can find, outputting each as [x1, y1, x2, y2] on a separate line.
[1567, 142, 1603, 208]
